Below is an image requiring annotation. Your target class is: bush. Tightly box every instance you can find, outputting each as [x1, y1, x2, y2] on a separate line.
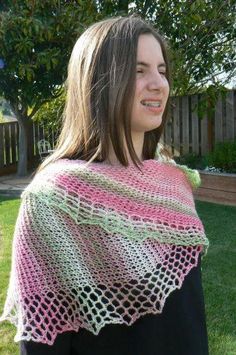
[175, 153, 207, 170]
[206, 140, 236, 173]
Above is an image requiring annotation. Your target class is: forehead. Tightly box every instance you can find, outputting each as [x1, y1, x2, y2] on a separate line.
[136, 34, 164, 63]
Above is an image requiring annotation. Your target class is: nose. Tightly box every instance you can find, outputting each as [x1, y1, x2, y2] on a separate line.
[147, 71, 167, 91]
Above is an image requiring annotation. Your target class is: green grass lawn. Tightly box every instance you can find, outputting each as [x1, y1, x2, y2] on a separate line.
[0, 196, 236, 354]
[196, 201, 236, 355]
[0, 196, 21, 355]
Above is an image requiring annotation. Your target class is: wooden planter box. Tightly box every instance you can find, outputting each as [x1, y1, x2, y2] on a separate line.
[194, 170, 236, 206]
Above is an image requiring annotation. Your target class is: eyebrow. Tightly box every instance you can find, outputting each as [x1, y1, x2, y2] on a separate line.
[137, 61, 166, 69]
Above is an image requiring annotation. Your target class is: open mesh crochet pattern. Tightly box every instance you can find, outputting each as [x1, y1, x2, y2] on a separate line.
[0, 159, 209, 345]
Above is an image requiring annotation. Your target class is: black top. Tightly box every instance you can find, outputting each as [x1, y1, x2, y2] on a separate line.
[20, 255, 208, 355]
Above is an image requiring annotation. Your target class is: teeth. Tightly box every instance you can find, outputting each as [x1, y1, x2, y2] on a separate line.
[142, 101, 161, 107]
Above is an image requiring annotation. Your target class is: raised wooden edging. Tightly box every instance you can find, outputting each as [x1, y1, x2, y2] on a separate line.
[194, 170, 236, 206]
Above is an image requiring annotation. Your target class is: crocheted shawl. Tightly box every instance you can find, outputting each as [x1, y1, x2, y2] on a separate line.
[0, 158, 209, 345]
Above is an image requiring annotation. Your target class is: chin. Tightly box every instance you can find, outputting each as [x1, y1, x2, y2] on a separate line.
[146, 119, 163, 130]
[131, 117, 163, 133]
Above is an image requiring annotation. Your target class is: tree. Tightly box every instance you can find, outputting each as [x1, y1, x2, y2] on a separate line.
[33, 89, 65, 137]
[99, 0, 236, 131]
[0, 0, 99, 176]
[148, 0, 236, 96]
[1, 1, 235, 175]
[139, 0, 235, 124]
[97, 0, 236, 96]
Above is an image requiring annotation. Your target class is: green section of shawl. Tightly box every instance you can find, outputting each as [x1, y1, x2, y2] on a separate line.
[22, 190, 209, 254]
[154, 148, 201, 190]
[175, 165, 201, 189]
[21, 160, 209, 254]
[24, 163, 198, 218]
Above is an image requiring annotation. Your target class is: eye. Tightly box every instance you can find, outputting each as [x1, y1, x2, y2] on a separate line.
[136, 69, 143, 73]
[159, 71, 166, 76]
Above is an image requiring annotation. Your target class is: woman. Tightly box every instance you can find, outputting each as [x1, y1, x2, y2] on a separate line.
[1, 15, 209, 354]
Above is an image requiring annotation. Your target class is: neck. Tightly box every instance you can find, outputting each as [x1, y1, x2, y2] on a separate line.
[106, 133, 144, 165]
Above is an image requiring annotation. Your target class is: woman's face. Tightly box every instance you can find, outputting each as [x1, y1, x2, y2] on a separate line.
[130, 34, 170, 134]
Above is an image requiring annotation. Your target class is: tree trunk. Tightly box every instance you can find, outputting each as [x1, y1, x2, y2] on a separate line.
[17, 115, 30, 177]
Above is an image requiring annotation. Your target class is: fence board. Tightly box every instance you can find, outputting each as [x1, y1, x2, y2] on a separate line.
[11, 122, 17, 163]
[182, 96, 189, 154]
[0, 125, 4, 167]
[4, 123, 11, 165]
[34, 122, 39, 153]
[215, 94, 223, 143]
[16, 123, 19, 161]
[225, 91, 234, 141]
[164, 119, 172, 154]
[201, 113, 208, 155]
[173, 97, 180, 156]
[27, 123, 34, 161]
[191, 95, 199, 154]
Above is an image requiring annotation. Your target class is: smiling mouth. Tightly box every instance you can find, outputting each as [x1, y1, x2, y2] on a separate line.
[141, 100, 162, 107]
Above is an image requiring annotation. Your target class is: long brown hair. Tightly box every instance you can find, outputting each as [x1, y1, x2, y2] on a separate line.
[38, 15, 172, 172]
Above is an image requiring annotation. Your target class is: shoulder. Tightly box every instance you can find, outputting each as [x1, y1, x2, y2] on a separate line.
[174, 164, 201, 189]
[22, 159, 85, 198]
[154, 144, 201, 189]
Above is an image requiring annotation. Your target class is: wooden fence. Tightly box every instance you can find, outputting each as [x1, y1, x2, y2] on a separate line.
[0, 121, 56, 175]
[0, 90, 235, 175]
[164, 90, 236, 156]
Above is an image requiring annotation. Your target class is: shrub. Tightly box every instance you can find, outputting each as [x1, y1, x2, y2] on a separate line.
[206, 140, 236, 173]
[175, 153, 207, 170]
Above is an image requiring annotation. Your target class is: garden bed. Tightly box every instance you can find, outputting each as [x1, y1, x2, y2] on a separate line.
[194, 170, 236, 206]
